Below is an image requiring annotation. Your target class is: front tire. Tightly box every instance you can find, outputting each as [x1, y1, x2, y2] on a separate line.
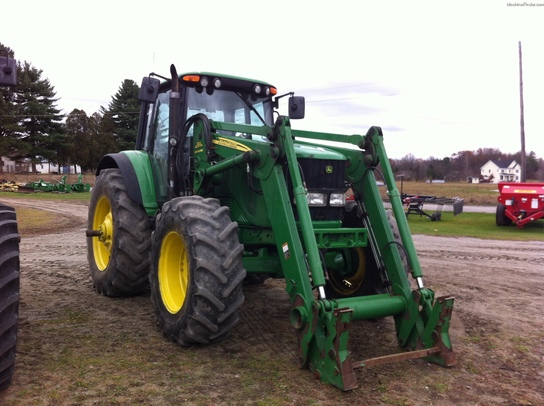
[87, 168, 152, 296]
[150, 196, 246, 346]
[0, 204, 20, 391]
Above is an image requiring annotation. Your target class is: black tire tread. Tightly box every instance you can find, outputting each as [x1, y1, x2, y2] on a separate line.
[87, 168, 152, 296]
[0, 204, 20, 391]
[150, 196, 246, 347]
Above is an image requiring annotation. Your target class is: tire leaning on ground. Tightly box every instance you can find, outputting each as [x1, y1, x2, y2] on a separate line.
[0, 204, 20, 391]
[150, 196, 246, 346]
[87, 168, 152, 296]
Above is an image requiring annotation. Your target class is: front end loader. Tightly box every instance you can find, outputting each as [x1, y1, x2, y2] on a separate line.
[86, 66, 455, 390]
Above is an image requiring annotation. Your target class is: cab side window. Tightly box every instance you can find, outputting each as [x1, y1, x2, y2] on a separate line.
[153, 92, 170, 160]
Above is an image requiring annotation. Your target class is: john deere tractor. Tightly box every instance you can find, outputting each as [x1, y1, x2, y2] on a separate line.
[86, 65, 455, 390]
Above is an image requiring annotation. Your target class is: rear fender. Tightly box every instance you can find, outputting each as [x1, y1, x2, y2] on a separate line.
[96, 152, 158, 216]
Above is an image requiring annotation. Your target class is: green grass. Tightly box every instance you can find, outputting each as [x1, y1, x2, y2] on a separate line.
[0, 190, 91, 203]
[406, 211, 544, 241]
[1, 186, 542, 241]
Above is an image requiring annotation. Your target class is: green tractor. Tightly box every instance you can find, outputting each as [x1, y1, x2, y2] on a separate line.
[86, 65, 455, 390]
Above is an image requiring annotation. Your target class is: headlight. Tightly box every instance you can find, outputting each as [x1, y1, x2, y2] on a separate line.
[307, 192, 326, 206]
[329, 193, 346, 207]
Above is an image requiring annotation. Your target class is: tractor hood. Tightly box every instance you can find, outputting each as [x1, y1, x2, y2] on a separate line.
[293, 142, 346, 161]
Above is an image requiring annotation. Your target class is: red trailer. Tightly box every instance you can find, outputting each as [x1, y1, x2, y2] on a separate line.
[496, 182, 544, 228]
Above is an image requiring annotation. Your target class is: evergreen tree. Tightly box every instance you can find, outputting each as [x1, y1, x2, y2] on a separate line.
[65, 109, 116, 172]
[103, 79, 140, 151]
[514, 150, 540, 180]
[0, 44, 21, 159]
[91, 112, 117, 171]
[13, 61, 64, 172]
[65, 109, 89, 171]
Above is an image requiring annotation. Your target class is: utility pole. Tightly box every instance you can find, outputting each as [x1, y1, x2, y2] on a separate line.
[518, 41, 526, 182]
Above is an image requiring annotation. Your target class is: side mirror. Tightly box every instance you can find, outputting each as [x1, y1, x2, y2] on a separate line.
[288, 96, 305, 119]
[0, 51, 17, 87]
[138, 77, 160, 103]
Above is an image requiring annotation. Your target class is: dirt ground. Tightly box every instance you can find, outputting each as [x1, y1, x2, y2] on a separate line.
[0, 197, 543, 405]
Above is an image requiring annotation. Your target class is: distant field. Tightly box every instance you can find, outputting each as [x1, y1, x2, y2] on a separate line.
[2, 175, 539, 240]
[405, 211, 544, 241]
[0, 177, 514, 209]
[0, 173, 95, 187]
[381, 181, 500, 206]
[3, 176, 499, 204]
[1, 176, 500, 204]
[376, 181, 543, 241]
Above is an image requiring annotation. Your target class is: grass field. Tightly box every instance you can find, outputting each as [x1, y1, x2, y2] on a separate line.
[405, 211, 544, 241]
[380, 181, 543, 241]
[1, 177, 542, 241]
[381, 180, 500, 206]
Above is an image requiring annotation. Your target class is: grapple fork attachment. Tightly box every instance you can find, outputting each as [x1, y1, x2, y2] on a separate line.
[293, 294, 456, 391]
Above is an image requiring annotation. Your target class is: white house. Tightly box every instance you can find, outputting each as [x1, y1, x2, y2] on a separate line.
[0, 156, 31, 173]
[480, 159, 520, 183]
[35, 159, 82, 174]
[0, 156, 81, 174]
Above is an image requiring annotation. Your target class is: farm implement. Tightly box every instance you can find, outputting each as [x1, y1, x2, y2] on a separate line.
[496, 182, 544, 228]
[1, 175, 91, 193]
[402, 194, 464, 221]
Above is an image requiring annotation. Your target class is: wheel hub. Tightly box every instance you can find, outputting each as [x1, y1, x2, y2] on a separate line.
[159, 231, 189, 314]
[326, 247, 366, 296]
[92, 196, 114, 271]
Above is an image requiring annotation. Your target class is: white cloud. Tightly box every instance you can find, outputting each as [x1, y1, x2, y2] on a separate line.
[2, 0, 543, 159]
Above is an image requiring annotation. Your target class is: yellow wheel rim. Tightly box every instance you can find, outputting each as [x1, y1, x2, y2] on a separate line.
[328, 247, 366, 296]
[92, 196, 113, 271]
[158, 231, 189, 314]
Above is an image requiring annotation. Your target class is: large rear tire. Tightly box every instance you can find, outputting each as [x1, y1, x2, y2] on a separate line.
[87, 168, 152, 296]
[0, 204, 20, 391]
[150, 196, 246, 346]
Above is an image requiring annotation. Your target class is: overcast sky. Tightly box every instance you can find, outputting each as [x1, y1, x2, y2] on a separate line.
[2, 0, 543, 160]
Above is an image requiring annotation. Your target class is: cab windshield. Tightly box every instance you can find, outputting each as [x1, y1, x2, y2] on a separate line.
[185, 87, 274, 129]
[146, 85, 275, 201]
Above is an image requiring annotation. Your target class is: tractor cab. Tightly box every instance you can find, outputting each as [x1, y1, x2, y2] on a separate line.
[137, 70, 306, 205]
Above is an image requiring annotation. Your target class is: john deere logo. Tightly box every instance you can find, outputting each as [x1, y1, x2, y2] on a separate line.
[325, 165, 333, 174]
